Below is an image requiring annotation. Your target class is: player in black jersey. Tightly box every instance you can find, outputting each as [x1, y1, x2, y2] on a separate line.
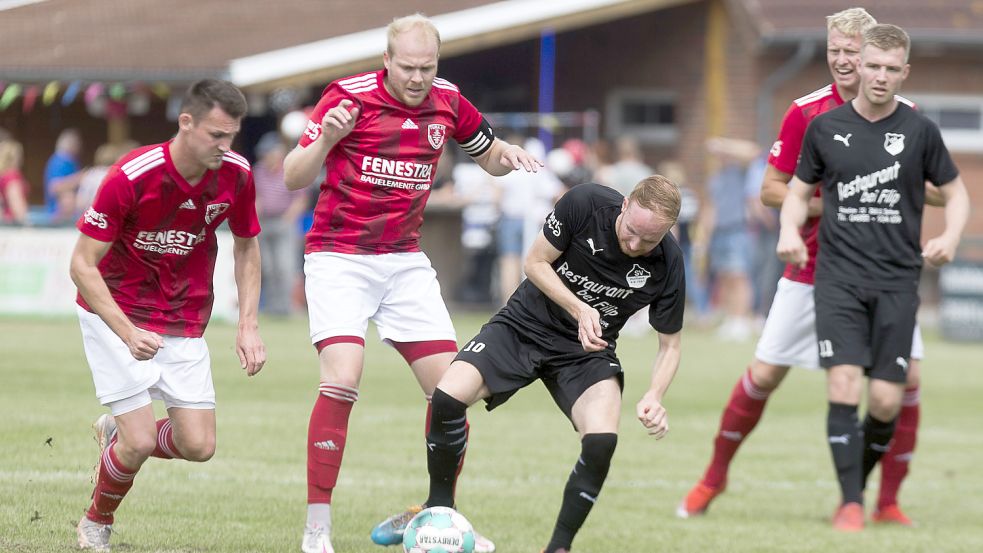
[416, 176, 685, 553]
[777, 24, 970, 532]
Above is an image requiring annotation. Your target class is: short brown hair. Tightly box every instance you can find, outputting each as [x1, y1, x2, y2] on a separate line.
[826, 7, 876, 37]
[863, 23, 911, 62]
[180, 79, 247, 121]
[628, 174, 681, 224]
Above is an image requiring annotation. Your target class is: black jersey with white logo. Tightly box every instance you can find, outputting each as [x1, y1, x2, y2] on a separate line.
[795, 101, 958, 291]
[491, 183, 685, 351]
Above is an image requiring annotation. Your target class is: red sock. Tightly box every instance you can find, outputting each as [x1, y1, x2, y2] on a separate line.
[878, 386, 919, 510]
[151, 418, 184, 459]
[702, 369, 771, 489]
[426, 397, 469, 502]
[308, 384, 358, 504]
[86, 444, 137, 525]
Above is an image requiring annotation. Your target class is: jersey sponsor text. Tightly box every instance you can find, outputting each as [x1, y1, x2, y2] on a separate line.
[133, 229, 206, 255]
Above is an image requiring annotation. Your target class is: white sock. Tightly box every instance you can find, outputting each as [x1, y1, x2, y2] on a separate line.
[306, 503, 332, 531]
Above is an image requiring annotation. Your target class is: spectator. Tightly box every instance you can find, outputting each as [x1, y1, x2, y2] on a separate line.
[705, 137, 759, 341]
[254, 131, 308, 316]
[75, 141, 138, 218]
[44, 128, 83, 224]
[0, 139, 30, 225]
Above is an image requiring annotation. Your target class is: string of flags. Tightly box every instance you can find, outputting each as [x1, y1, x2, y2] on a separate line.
[0, 80, 174, 117]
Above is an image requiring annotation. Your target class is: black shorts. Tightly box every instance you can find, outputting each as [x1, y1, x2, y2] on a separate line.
[814, 280, 919, 383]
[454, 321, 624, 423]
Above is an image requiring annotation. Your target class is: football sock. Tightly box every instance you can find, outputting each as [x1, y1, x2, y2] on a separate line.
[546, 433, 617, 553]
[878, 386, 919, 509]
[307, 384, 358, 506]
[425, 388, 469, 508]
[827, 402, 863, 505]
[861, 413, 897, 491]
[306, 503, 332, 532]
[86, 444, 137, 525]
[702, 368, 770, 488]
[150, 418, 184, 459]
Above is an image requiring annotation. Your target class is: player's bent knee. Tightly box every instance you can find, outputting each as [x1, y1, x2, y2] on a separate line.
[749, 360, 789, 390]
[428, 388, 469, 453]
[118, 434, 157, 461]
[175, 434, 216, 462]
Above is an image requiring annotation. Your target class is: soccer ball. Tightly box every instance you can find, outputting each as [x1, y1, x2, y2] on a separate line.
[402, 506, 475, 553]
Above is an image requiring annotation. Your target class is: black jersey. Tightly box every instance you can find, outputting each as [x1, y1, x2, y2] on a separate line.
[796, 101, 958, 291]
[490, 183, 685, 352]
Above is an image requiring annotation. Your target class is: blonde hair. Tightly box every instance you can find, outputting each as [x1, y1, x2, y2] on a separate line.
[826, 7, 876, 37]
[387, 13, 441, 55]
[0, 140, 24, 173]
[628, 174, 681, 223]
[863, 23, 911, 62]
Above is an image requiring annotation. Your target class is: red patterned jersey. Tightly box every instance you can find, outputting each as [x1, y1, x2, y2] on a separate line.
[768, 84, 845, 285]
[299, 70, 485, 254]
[76, 142, 260, 337]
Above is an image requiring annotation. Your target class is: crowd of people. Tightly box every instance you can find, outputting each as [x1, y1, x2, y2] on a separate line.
[0, 8, 966, 553]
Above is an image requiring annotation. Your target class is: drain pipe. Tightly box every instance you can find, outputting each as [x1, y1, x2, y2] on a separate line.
[756, 40, 817, 147]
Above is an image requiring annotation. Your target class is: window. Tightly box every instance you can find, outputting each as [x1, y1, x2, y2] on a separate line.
[605, 90, 677, 144]
[908, 94, 983, 153]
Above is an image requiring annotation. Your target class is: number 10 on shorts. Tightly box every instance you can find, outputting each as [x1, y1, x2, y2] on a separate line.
[462, 341, 486, 353]
[818, 339, 834, 358]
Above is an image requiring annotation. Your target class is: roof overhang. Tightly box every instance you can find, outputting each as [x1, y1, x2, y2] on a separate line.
[229, 0, 695, 92]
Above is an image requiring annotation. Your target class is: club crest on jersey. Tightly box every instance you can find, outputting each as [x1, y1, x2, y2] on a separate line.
[427, 124, 447, 149]
[626, 264, 651, 289]
[205, 202, 230, 224]
[884, 133, 905, 156]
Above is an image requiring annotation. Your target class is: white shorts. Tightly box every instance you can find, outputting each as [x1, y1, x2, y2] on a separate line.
[304, 251, 456, 344]
[754, 278, 923, 369]
[77, 306, 215, 410]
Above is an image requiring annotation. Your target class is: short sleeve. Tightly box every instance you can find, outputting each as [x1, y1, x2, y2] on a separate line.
[794, 118, 825, 185]
[648, 243, 686, 334]
[769, 104, 807, 175]
[542, 185, 594, 252]
[452, 93, 483, 142]
[922, 119, 959, 186]
[228, 172, 261, 238]
[76, 167, 132, 242]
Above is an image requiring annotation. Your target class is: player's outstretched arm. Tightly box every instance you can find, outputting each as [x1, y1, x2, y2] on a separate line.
[523, 232, 607, 352]
[922, 176, 970, 267]
[69, 234, 163, 360]
[636, 330, 680, 440]
[474, 138, 544, 176]
[283, 99, 360, 190]
[232, 234, 266, 376]
[776, 177, 816, 269]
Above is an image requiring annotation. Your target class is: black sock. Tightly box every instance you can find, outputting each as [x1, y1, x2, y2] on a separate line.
[861, 413, 897, 491]
[545, 433, 617, 553]
[827, 402, 863, 505]
[425, 388, 469, 508]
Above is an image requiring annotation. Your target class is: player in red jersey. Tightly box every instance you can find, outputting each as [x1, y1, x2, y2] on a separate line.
[283, 13, 541, 553]
[70, 79, 266, 551]
[678, 8, 939, 526]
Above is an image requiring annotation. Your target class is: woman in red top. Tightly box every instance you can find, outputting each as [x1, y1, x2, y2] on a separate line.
[0, 139, 30, 225]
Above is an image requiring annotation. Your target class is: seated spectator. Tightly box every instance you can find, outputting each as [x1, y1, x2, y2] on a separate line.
[0, 139, 31, 225]
[44, 128, 83, 224]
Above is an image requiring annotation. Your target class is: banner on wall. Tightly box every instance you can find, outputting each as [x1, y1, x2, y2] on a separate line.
[0, 227, 239, 322]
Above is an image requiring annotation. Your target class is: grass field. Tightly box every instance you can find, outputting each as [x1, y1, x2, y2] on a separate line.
[1, 312, 981, 552]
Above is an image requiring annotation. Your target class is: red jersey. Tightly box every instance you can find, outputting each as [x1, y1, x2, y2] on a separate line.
[768, 83, 844, 285]
[299, 70, 484, 254]
[76, 142, 261, 337]
[0, 168, 27, 222]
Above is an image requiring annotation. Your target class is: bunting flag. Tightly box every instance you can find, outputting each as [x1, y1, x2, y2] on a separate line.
[42, 81, 60, 106]
[21, 85, 41, 113]
[0, 84, 22, 111]
[61, 81, 81, 106]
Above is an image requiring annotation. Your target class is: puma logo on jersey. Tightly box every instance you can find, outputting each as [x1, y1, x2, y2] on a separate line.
[834, 133, 852, 147]
[829, 434, 850, 445]
[401, 118, 418, 130]
[896, 357, 909, 371]
[586, 238, 603, 255]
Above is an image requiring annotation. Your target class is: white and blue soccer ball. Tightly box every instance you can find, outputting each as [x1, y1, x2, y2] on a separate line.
[402, 506, 475, 553]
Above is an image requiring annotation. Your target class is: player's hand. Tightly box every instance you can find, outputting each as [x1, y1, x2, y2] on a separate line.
[500, 144, 544, 173]
[636, 390, 669, 439]
[124, 328, 164, 361]
[576, 304, 608, 352]
[922, 233, 959, 267]
[776, 229, 808, 269]
[236, 326, 266, 376]
[319, 99, 360, 143]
